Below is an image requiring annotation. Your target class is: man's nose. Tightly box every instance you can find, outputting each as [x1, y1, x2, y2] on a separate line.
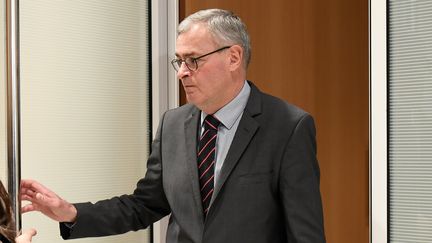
[177, 62, 191, 79]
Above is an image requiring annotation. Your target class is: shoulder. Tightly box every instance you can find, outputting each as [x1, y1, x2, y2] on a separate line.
[163, 103, 197, 120]
[158, 103, 199, 129]
[247, 86, 317, 148]
[262, 92, 308, 118]
[248, 82, 312, 125]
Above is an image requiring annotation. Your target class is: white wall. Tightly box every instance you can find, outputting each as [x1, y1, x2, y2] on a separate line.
[19, 1, 151, 243]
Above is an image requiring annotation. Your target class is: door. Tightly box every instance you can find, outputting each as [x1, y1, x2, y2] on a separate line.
[2, 1, 153, 243]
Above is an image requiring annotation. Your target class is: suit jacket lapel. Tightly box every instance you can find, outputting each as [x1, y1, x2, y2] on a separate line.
[184, 108, 205, 223]
[210, 82, 262, 206]
[210, 113, 259, 205]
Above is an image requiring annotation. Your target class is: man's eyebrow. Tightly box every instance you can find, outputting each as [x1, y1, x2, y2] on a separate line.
[175, 51, 197, 58]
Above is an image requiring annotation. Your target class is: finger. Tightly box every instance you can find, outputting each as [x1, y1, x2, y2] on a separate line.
[20, 189, 38, 203]
[33, 192, 59, 208]
[20, 189, 36, 198]
[21, 203, 35, 212]
[21, 179, 56, 197]
[21, 192, 56, 212]
[20, 194, 34, 201]
[20, 179, 36, 189]
[21, 186, 59, 207]
[21, 204, 38, 213]
[25, 228, 37, 236]
[35, 192, 49, 203]
[26, 189, 36, 197]
[20, 187, 35, 195]
[16, 228, 37, 241]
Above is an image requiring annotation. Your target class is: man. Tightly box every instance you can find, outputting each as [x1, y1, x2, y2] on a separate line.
[21, 9, 325, 243]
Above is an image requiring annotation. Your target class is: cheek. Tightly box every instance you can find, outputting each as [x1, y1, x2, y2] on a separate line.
[194, 74, 214, 93]
[193, 66, 228, 97]
[200, 79, 221, 94]
[195, 84, 212, 98]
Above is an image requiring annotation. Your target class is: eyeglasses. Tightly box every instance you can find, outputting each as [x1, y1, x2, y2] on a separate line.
[171, 46, 231, 72]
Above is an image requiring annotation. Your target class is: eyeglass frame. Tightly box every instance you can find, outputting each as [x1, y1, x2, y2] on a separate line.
[171, 46, 232, 72]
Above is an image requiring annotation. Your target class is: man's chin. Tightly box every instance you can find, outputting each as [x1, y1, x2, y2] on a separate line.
[185, 95, 199, 105]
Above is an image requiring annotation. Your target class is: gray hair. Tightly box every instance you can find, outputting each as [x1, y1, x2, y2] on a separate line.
[178, 9, 251, 68]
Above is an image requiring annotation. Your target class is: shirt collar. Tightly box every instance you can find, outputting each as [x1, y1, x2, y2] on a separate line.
[201, 81, 251, 130]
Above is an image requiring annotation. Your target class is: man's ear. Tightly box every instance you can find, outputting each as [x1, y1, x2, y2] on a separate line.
[228, 45, 243, 71]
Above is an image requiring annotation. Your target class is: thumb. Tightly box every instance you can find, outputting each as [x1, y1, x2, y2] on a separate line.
[26, 228, 37, 237]
[16, 228, 37, 241]
[35, 192, 48, 202]
[35, 192, 43, 200]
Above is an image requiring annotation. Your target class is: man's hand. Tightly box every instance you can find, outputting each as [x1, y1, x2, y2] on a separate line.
[15, 228, 37, 243]
[20, 179, 77, 223]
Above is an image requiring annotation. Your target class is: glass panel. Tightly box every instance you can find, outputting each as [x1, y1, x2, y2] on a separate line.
[389, 1, 432, 242]
[20, 1, 151, 243]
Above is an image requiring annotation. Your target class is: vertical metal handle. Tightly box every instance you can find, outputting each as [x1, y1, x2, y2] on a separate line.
[5, 0, 21, 232]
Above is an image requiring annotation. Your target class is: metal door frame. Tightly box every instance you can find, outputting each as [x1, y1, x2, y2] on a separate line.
[370, 0, 388, 242]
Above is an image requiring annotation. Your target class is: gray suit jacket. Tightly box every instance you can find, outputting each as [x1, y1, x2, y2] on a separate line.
[61, 82, 325, 243]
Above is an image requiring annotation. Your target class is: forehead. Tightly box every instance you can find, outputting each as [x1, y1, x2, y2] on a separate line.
[176, 24, 217, 57]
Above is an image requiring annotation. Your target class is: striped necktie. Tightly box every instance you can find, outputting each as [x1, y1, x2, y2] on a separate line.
[197, 115, 220, 216]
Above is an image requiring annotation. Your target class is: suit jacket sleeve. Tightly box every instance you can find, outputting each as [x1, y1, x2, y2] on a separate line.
[280, 114, 326, 242]
[61, 113, 171, 239]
